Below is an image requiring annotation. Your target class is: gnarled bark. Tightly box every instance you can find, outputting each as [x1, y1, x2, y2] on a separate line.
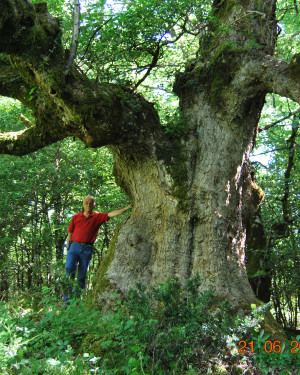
[0, 0, 300, 313]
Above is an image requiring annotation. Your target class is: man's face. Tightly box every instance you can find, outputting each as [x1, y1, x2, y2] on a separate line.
[83, 197, 95, 213]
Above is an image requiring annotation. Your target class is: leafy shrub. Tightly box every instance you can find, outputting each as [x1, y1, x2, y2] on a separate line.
[94, 275, 261, 374]
[1, 276, 298, 374]
[251, 329, 300, 375]
[0, 290, 102, 374]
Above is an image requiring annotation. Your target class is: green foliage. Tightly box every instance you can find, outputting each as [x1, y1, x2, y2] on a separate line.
[251, 93, 299, 330]
[76, 0, 208, 83]
[85, 276, 262, 374]
[0, 292, 102, 374]
[47, 0, 212, 124]
[276, 0, 300, 61]
[1, 276, 297, 374]
[0, 99, 128, 299]
[0, 97, 32, 132]
[251, 329, 300, 375]
[162, 108, 187, 137]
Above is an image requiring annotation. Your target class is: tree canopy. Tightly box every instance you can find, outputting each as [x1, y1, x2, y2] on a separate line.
[0, 0, 299, 154]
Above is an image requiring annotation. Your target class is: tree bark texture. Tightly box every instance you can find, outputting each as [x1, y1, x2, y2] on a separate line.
[1, 0, 300, 310]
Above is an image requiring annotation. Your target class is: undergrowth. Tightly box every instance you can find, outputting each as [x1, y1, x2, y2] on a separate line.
[0, 276, 299, 374]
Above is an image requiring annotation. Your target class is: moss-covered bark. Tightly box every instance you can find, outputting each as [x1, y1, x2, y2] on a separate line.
[0, 2, 300, 335]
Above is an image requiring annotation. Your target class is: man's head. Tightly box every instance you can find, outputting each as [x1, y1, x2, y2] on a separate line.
[83, 195, 95, 214]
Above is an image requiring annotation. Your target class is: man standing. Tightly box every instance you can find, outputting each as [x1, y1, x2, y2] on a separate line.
[63, 195, 131, 303]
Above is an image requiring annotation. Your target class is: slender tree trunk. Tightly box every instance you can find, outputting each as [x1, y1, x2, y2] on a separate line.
[53, 194, 66, 262]
[0, 250, 9, 301]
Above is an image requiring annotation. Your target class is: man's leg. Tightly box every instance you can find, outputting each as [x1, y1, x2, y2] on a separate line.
[77, 244, 93, 293]
[63, 243, 81, 303]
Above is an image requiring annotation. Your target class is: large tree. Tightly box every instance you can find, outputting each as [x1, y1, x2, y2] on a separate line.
[0, 0, 299, 309]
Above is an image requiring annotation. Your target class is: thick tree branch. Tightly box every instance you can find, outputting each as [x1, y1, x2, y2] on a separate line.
[0, 0, 165, 156]
[0, 64, 164, 155]
[233, 54, 300, 108]
[0, 55, 33, 105]
[0, 126, 65, 156]
[260, 55, 300, 104]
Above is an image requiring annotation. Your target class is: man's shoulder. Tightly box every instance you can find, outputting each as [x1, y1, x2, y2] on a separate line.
[72, 211, 83, 219]
[94, 212, 109, 222]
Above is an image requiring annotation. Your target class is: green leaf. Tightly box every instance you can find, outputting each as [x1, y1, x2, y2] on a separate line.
[47, 358, 61, 366]
[128, 357, 140, 368]
[131, 345, 141, 353]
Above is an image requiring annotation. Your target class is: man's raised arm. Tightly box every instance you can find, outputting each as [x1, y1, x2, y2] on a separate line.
[108, 205, 132, 218]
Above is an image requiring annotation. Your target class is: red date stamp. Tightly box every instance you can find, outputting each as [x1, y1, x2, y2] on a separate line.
[238, 340, 300, 354]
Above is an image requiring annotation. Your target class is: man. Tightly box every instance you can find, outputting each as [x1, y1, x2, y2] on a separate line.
[63, 195, 131, 303]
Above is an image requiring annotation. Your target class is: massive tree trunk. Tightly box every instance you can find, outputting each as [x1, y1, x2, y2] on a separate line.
[1, 0, 300, 310]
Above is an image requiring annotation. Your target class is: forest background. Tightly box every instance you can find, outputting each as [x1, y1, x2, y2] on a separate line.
[0, 0, 299, 374]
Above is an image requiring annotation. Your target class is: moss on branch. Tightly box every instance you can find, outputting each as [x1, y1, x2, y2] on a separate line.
[288, 53, 300, 79]
[0, 0, 63, 63]
[0, 124, 66, 156]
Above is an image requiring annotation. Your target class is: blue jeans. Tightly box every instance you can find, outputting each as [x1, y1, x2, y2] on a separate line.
[63, 242, 93, 303]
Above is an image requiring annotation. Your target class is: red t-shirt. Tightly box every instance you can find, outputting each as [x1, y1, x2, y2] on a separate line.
[68, 211, 109, 243]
